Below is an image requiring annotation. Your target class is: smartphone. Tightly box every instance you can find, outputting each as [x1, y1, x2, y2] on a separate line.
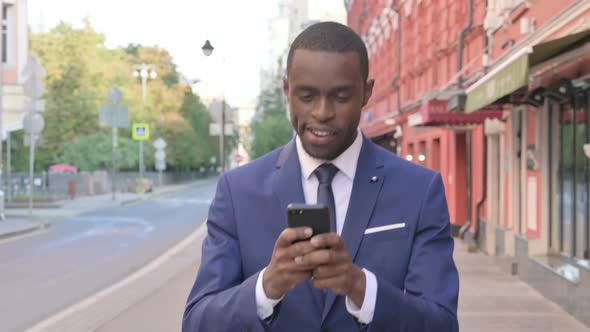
[287, 203, 331, 235]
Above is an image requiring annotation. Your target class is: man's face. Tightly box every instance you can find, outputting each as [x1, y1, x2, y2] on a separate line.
[284, 50, 374, 160]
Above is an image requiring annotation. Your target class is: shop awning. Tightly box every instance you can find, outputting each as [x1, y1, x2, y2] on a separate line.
[410, 99, 503, 128]
[465, 48, 531, 113]
[529, 28, 590, 66]
[465, 28, 590, 113]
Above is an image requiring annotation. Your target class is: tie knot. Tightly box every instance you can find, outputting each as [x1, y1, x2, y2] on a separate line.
[314, 163, 339, 184]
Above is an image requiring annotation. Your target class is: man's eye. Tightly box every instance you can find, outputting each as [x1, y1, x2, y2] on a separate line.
[335, 95, 350, 102]
[299, 95, 313, 102]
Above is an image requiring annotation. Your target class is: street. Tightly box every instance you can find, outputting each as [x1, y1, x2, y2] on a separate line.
[0, 180, 217, 332]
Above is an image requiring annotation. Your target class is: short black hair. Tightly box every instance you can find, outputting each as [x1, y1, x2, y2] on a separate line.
[287, 21, 369, 81]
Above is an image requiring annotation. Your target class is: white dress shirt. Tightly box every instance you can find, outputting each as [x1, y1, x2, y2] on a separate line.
[255, 130, 377, 324]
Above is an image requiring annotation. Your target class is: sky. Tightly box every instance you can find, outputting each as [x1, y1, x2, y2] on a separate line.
[28, 0, 278, 107]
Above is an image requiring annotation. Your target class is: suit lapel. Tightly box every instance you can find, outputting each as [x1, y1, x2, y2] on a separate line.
[271, 140, 325, 311]
[321, 137, 385, 322]
[272, 140, 305, 210]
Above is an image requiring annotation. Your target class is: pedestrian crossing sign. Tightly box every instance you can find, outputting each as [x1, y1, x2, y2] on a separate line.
[132, 123, 150, 141]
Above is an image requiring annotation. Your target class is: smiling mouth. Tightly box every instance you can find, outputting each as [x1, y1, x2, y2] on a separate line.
[307, 128, 335, 137]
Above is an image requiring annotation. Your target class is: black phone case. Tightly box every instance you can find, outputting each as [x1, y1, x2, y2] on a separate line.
[287, 203, 330, 235]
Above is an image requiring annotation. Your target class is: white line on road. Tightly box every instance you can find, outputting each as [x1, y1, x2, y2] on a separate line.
[24, 221, 207, 332]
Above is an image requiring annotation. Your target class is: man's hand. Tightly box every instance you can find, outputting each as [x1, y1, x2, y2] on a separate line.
[263, 227, 317, 300]
[296, 233, 366, 307]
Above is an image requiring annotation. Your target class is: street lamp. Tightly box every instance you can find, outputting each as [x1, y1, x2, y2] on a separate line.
[202, 40, 214, 56]
[201, 39, 227, 172]
[132, 63, 157, 186]
[133, 63, 157, 106]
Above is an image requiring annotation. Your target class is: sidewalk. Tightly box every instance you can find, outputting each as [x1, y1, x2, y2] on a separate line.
[0, 178, 215, 241]
[456, 239, 590, 331]
[89, 236, 590, 332]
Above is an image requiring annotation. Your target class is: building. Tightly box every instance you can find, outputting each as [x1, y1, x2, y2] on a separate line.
[465, 0, 590, 325]
[347, 0, 496, 237]
[264, 0, 347, 82]
[1, 0, 29, 139]
[230, 105, 256, 168]
[347, 0, 590, 326]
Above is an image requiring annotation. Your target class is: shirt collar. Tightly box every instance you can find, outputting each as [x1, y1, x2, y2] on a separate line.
[296, 129, 363, 181]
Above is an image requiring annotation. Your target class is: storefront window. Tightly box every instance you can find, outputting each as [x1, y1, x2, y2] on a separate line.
[557, 90, 590, 260]
[559, 104, 573, 255]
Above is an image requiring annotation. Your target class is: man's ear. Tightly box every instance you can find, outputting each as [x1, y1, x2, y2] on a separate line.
[362, 79, 375, 106]
[283, 76, 289, 99]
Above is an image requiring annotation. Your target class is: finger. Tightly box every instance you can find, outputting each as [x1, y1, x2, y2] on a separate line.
[312, 275, 349, 294]
[276, 227, 312, 248]
[283, 270, 313, 285]
[312, 263, 349, 279]
[298, 248, 347, 266]
[281, 255, 316, 271]
[285, 240, 316, 259]
[310, 233, 345, 249]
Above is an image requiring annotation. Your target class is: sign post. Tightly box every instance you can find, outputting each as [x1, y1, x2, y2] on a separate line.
[132, 123, 150, 191]
[22, 56, 47, 218]
[153, 138, 166, 186]
[100, 86, 129, 200]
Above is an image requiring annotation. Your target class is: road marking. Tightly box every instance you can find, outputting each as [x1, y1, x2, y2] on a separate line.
[24, 222, 207, 332]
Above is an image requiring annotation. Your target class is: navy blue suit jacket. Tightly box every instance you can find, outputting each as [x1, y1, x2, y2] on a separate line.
[183, 137, 459, 331]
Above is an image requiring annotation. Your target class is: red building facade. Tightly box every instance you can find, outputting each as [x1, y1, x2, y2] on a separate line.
[347, 0, 590, 326]
[347, 0, 490, 234]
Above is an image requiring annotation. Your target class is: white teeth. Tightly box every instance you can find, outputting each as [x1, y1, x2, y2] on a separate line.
[310, 129, 332, 137]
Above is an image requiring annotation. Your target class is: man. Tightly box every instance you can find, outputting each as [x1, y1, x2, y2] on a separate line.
[183, 22, 459, 332]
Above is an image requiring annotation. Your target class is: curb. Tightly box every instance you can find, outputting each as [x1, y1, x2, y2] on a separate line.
[6, 203, 63, 209]
[0, 221, 50, 241]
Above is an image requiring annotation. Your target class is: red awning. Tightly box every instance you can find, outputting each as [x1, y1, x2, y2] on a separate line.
[411, 99, 503, 128]
[362, 122, 396, 138]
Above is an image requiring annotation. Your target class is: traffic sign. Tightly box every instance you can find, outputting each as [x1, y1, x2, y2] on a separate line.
[107, 87, 123, 104]
[209, 123, 234, 136]
[153, 138, 167, 149]
[22, 56, 47, 99]
[100, 87, 129, 128]
[100, 105, 129, 128]
[23, 112, 45, 135]
[155, 150, 166, 160]
[132, 123, 150, 140]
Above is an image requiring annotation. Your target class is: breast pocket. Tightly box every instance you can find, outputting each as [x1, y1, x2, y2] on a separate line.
[357, 221, 411, 278]
[363, 222, 409, 242]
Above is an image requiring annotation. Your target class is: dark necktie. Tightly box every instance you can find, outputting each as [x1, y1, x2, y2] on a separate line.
[314, 163, 339, 233]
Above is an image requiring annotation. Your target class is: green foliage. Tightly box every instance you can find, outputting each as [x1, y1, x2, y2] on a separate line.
[177, 88, 219, 168]
[251, 115, 293, 159]
[250, 76, 293, 159]
[30, 19, 127, 170]
[16, 19, 218, 172]
[58, 132, 146, 171]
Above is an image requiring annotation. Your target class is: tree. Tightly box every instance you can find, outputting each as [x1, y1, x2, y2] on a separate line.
[29, 19, 130, 170]
[23, 19, 218, 172]
[58, 132, 142, 171]
[250, 76, 293, 159]
[178, 88, 218, 168]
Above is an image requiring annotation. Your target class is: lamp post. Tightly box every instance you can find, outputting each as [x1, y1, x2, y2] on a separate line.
[201, 40, 226, 172]
[132, 63, 157, 187]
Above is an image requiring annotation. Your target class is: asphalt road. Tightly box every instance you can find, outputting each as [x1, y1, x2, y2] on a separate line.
[0, 180, 216, 332]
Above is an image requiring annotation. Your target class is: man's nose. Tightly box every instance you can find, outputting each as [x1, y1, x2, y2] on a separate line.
[311, 98, 335, 122]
